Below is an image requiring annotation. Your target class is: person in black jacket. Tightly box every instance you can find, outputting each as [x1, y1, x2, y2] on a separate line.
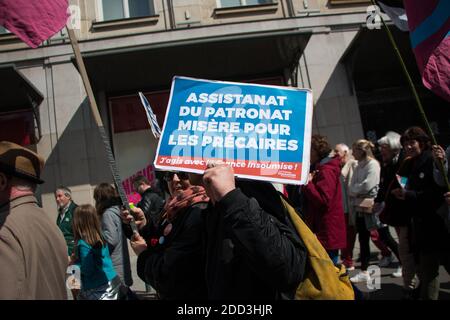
[192, 163, 307, 300]
[125, 164, 307, 300]
[132, 175, 165, 234]
[126, 171, 209, 300]
[392, 127, 450, 300]
[373, 132, 402, 275]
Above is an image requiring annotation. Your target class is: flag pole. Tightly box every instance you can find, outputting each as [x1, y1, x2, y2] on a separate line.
[66, 25, 140, 232]
[371, 0, 450, 191]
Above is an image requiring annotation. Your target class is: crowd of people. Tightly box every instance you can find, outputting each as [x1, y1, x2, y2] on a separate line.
[0, 124, 449, 300]
[287, 127, 450, 300]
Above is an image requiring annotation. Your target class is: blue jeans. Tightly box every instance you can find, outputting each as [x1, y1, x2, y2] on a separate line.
[327, 250, 339, 265]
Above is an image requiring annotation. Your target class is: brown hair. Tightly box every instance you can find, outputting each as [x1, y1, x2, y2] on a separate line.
[93, 183, 120, 215]
[352, 139, 376, 159]
[132, 175, 150, 190]
[72, 204, 104, 247]
[311, 135, 331, 160]
[400, 126, 431, 150]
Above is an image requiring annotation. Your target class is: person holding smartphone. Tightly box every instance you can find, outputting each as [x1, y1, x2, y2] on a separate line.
[392, 127, 450, 300]
[126, 171, 209, 300]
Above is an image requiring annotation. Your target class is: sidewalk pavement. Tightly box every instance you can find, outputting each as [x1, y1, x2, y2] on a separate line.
[348, 227, 450, 300]
[128, 242, 158, 300]
[112, 228, 450, 300]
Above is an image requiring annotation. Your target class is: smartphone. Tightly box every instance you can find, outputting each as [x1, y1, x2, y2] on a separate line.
[396, 174, 408, 189]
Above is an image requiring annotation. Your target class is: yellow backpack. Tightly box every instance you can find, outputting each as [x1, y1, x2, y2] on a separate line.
[281, 197, 355, 300]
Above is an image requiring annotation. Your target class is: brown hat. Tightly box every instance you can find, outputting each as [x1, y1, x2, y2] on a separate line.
[0, 141, 45, 184]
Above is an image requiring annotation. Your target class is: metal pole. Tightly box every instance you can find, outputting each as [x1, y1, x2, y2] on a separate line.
[66, 25, 140, 232]
[370, 0, 450, 191]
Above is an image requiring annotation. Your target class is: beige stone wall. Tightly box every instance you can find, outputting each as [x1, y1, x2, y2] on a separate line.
[13, 60, 112, 218]
[0, 0, 369, 215]
[298, 30, 364, 147]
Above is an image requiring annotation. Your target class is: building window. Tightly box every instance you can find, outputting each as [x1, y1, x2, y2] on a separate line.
[98, 0, 155, 21]
[0, 110, 37, 146]
[329, 0, 370, 4]
[218, 0, 273, 8]
[110, 91, 168, 133]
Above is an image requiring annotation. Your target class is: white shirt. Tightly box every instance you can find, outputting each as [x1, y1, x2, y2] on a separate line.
[58, 202, 71, 221]
[349, 158, 380, 198]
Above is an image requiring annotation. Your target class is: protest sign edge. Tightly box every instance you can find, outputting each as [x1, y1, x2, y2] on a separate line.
[154, 163, 305, 185]
[153, 75, 313, 186]
[300, 90, 314, 185]
[173, 75, 313, 93]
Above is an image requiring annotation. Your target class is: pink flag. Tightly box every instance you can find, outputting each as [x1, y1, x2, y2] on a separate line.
[422, 37, 450, 103]
[0, 0, 69, 48]
[403, 0, 450, 101]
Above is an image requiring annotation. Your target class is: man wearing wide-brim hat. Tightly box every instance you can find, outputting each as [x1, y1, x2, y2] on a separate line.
[0, 141, 68, 299]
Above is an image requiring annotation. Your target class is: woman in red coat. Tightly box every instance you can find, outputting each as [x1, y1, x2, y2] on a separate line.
[302, 135, 347, 264]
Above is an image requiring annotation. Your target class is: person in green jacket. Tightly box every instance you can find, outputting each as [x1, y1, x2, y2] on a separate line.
[55, 186, 77, 256]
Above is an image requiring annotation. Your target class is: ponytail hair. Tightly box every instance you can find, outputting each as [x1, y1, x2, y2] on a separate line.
[352, 139, 376, 160]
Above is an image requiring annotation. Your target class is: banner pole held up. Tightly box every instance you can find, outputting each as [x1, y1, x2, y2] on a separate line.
[66, 25, 140, 233]
[370, 0, 450, 191]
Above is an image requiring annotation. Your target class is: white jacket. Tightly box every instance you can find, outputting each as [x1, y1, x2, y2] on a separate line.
[349, 157, 380, 198]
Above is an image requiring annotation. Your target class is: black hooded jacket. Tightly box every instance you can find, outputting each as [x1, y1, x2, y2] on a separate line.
[377, 152, 412, 227]
[204, 180, 307, 300]
[402, 150, 449, 253]
[136, 203, 208, 300]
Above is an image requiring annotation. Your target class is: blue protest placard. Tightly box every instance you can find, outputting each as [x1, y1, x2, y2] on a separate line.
[154, 76, 313, 185]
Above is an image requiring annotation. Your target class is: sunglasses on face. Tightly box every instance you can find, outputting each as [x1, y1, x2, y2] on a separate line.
[164, 172, 189, 181]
